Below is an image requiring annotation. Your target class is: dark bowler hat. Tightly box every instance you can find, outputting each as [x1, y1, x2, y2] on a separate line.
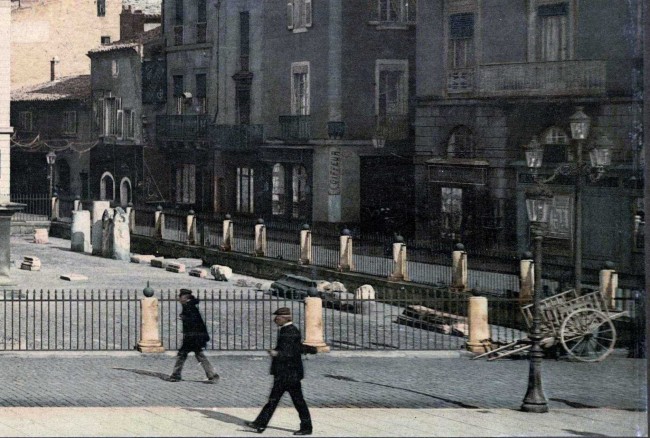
[179, 288, 193, 297]
[273, 307, 291, 316]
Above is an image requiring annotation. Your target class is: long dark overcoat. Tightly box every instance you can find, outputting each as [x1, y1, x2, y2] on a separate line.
[270, 324, 307, 382]
[179, 297, 210, 351]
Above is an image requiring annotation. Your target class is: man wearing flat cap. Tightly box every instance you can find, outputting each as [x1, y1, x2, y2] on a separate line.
[246, 307, 316, 435]
[168, 289, 218, 383]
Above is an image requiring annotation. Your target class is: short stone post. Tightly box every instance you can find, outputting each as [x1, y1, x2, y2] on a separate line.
[126, 202, 135, 234]
[73, 196, 81, 211]
[70, 210, 92, 254]
[137, 282, 165, 353]
[154, 205, 164, 240]
[50, 193, 59, 221]
[254, 218, 266, 256]
[339, 228, 354, 272]
[519, 252, 534, 304]
[299, 224, 312, 265]
[451, 243, 468, 291]
[90, 200, 111, 256]
[466, 296, 491, 353]
[599, 261, 618, 310]
[221, 214, 233, 251]
[186, 209, 196, 245]
[303, 292, 330, 353]
[388, 234, 408, 281]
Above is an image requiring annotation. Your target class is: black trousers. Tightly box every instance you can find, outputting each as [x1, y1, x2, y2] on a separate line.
[254, 377, 312, 429]
[170, 348, 217, 380]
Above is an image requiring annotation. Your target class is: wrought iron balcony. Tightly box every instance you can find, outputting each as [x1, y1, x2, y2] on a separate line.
[156, 115, 209, 141]
[279, 115, 311, 142]
[375, 114, 410, 141]
[210, 124, 264, 151]
[447, 60, 607, 97]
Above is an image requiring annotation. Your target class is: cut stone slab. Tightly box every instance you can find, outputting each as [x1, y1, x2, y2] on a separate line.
[188, 268, 208, 278]
[177, 258, 203, 269]
[210, 264, 233, 281]
[33, 228, 49, 244]
[166, 262, 186, 273]
[60, 274, 89, 281]
[150, 258, 167, 268]
[20, 264, 41, 271]
[20, 256, 41, 271]
[131, 254, 157, 264]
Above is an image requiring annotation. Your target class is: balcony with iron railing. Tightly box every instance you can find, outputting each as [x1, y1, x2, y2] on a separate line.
[210, 124, 264, 151]
[156, 115, 209, 142]
[279, 115, 311, 142]
[446, 60, 607, 97]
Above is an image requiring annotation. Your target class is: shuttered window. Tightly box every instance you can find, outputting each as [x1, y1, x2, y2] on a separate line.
[287, 0, 312, 31]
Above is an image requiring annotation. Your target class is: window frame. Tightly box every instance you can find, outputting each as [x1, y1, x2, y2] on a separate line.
[528, 0, 574, 62]
[290, 62, 310, 116]
[18, 111, 33, 132]
[62, 111, 77, 135]
[287, 0, 312, 32]
[175, 163, 196, 205]
[236, 167, 255, 214]
[375, 59, 409, 117]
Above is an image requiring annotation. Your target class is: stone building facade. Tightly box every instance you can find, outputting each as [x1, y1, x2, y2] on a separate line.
[157, 0, 416, 233]
[414, 0, 644, 282]
[10, 0, 122, 89]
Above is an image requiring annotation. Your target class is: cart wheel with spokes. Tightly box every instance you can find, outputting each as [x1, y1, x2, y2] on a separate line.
[560, 308, 616, 362]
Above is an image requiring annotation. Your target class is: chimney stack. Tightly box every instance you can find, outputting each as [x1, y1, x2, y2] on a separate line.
[50, 56, 59, 81]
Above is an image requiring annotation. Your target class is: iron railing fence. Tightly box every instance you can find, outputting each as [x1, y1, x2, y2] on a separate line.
[0, 288, 530, 351]
[10, 193, 50, 221]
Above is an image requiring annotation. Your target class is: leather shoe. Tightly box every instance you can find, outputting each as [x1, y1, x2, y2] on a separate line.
[293, 430, 312, 436]
[245, 421, 265, 433]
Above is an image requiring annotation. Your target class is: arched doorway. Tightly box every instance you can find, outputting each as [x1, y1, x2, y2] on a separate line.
[120, 177, 132, 207]
[100, 172, 115, 201]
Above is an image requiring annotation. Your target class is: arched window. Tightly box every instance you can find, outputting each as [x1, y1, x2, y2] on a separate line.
[292, 165, 308, 219]
[447, 126, 475, 158]
[100, 172, 115, 201]
[120, 177, 132, 207]
[272, 163, 285, 216]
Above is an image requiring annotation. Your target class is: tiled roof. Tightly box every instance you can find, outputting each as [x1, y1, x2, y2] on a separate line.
[11, 75, 91, 102]
[87, 27, 162, 55]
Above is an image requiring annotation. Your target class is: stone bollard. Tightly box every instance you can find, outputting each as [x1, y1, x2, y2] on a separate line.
[519, 252, 534, 304]
[90, 201, 111, 256]
[599, 261, 618, 310]
[70, 210, 92, 254]
[388, 234, 408, 281]
[254, 218, 266, 256]
[186, 210, 196, 245]
[303, 294, 330, 353]
[299, 224, 312, 265]
[221, 214, 233, 251]
[451, 243, 468, 291]
[154, 205, 164, 240]
[126, 202, 135, 234]
[339, 228, 354, 272]
[73, 196, 81, 212]
[466, 296, 491, 353]
[137, 282, 165, 353]
[51, 194, 59, 221]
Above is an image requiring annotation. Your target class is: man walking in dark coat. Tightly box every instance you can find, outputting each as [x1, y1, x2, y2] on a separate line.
[168, 289, 218, 383]
[246, 307, 316, 435]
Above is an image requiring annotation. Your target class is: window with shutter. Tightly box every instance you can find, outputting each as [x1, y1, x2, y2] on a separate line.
[448, 13, 475, 69]
[537, 3, 568, 61]
[287, 1, 294, 29]
[116, 110, 124, 140]
[62, 111, 77, 135]
[373, 0, 416, 24]
[287, 0, 312, 32]
[291, 62, 310, 115]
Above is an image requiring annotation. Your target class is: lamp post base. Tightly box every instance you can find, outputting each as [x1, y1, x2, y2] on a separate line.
[521, 402, 549, 413]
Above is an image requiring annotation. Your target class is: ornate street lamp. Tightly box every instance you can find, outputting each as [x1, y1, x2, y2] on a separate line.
[521, 185, 553, 413]
[568, 107, 591, 295]
[524, 107, 613, 297]
[46, 150, 57, 200]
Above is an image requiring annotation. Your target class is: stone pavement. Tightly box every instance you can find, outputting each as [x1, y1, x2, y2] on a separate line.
[0, 235, 647, 436]
[0, 351, 644, 436]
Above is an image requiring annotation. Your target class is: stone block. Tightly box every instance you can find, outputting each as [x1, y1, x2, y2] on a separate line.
[150, 257, 166, 268]
[189, 268, 208, 278]
[210, 264, 233, 281]
[71, 210, 92, 254]
[33, 228, 48, 244]
[131, 254, 157, 264]
[166, 262, 186, 273]
[60, 274, 88, 281]
[354, 284, 376, 300]
[20, 256, 41, 271]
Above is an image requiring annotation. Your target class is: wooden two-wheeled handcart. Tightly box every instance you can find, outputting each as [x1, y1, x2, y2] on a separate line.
[473, 289, 629, 362]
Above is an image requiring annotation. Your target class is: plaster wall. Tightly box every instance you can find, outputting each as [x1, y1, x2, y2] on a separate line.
[11, 0, 121, 88]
